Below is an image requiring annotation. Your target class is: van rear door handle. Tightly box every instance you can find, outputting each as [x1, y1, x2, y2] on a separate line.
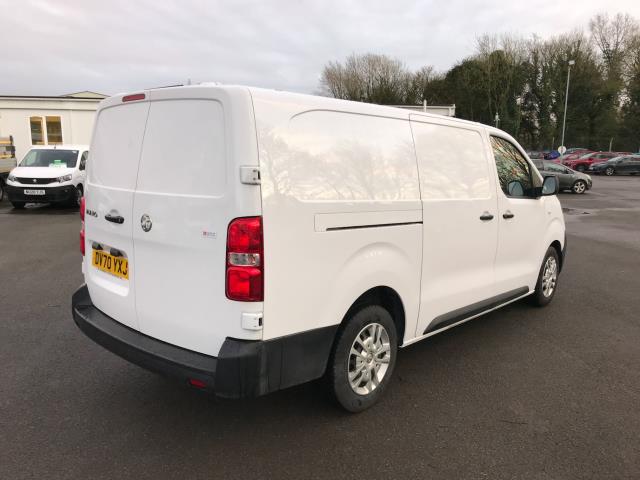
[105, 214, 125, 224]
[479, 212, 494, 221]
[503, 211, 515, 219]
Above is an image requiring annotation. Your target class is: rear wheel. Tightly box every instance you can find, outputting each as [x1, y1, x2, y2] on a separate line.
[0, 180, 4, 202]
[530, 247, 559, 307]
[326, 305, 397, 412]
[576, 165, 586, 172]
[605, 167, 615, 176]
[11, 201, 25, 209]
[572, 180, 587, 194]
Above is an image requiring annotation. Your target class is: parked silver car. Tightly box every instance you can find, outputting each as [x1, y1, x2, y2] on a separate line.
[533, 160, 592, 194]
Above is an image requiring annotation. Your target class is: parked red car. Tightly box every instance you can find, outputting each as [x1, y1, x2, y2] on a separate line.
[555, 149, 592, 164]
[564, 151, 631, 172]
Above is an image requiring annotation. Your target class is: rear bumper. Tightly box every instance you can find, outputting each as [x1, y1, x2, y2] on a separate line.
[72, 285, 337, 398]
[6, 184, 76, 203]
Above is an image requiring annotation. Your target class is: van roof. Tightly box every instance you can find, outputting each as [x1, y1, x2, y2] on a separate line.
[104, 84, 518, 142]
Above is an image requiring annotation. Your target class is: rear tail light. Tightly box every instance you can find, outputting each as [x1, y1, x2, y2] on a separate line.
[80, 196, 85, 256]
[226, 217, 263, 301]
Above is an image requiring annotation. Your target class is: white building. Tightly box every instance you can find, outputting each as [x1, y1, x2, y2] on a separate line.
[0, 91, 106, 161]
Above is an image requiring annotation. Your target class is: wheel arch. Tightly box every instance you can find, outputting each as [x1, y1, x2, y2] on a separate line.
[338, 286, 406, 346]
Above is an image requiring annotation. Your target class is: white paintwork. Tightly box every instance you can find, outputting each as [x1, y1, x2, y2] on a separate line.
[6, 144, 88, 192]
[83, 84, 565, 362]
[410, 117, 499, 336]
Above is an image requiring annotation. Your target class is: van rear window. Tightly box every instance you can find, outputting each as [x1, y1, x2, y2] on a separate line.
[90, 102, 149, 190]
[136, 100, 226, 196]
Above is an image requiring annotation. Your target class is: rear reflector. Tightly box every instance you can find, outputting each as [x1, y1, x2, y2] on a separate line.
[122, 93, 145, 102]
[226, 217, 263, 302]
[188, 378, 207, 389]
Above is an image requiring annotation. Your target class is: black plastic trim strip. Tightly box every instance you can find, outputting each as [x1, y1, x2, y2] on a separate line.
[424, 286, 529, 335]
[326, 221, 422, 231]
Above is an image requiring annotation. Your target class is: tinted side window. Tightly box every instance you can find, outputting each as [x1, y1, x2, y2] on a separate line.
[545, 163, 565, 173]
[490, 136, 534, 198]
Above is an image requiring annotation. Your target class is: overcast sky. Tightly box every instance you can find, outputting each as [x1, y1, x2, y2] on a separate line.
[2, 0, 640, 97]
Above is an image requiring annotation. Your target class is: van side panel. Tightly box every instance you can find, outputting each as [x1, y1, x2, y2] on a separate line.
[252, 92, 422, 346]
[410, 117, 499, 335]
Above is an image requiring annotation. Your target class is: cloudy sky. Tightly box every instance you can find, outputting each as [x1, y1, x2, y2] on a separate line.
[2, 0, 640, 96]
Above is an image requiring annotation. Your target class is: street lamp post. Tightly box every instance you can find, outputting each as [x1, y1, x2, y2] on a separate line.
[560, 60, 575, 150]
[494, 112, 500, 128]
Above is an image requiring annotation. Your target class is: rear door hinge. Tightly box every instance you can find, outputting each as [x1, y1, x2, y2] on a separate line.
[240, 166, 261, 185]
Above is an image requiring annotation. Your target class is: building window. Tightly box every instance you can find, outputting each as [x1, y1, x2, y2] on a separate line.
[30, 116, 45, 145]
[45, 116, 63, 144]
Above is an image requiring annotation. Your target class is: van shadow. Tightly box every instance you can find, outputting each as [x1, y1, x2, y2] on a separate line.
[79, 299, 540, 449]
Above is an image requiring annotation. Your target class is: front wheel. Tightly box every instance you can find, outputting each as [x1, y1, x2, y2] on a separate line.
[11, 201, 26, 209]
[326, 305, 398, 412]
[572, 180, 587, 194]
[605, 167, 615, 176]
[74, 185, 83, 207]
[530, 247, 560, 307]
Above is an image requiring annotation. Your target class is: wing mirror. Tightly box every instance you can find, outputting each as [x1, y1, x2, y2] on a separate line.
[541, 175, 559, 196]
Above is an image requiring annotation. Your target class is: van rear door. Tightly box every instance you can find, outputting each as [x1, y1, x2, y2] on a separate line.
[131, 91, 237, 356]
[84, 98, 149, 330]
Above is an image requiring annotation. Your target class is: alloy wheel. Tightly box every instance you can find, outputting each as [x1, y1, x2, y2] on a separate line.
[348, 323, 391, 395]
[573, 181, 586, 194]
[541, 256, 558, 297]
[605, 167, 614, 176]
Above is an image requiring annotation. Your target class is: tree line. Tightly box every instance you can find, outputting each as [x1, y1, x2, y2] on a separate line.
[319, 13, 640, 152]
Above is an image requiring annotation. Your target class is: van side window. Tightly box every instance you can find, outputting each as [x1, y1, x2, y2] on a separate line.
[490, 136, 534, 198]
[412, 122, 490, 200]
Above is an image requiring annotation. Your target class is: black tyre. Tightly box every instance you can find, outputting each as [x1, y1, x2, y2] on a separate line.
[530, 247, 560, 307]
[576, 165, 586, 172]
[326, 305, 398, 412]
[73, 184, 83, 207]
[11, 201, 25, 209]
[0, 180, 4, 202]
[572, 180, 587, 194]
[605, 167, 615, 176]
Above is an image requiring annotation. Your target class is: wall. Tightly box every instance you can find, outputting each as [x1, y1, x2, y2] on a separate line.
[0, 98, 99, 160]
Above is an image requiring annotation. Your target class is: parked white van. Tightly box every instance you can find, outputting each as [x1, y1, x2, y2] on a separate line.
[6, 145, 89, 208]
[72, 85, 565, 411]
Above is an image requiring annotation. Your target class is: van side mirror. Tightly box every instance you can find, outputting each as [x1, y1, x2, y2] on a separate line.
[541, 176, 559, 195]
[507, 180, 524, 197]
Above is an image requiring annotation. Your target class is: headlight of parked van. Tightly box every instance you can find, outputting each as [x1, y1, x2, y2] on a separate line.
[8, 174, 16, 182]
[57, 174, 72, 183]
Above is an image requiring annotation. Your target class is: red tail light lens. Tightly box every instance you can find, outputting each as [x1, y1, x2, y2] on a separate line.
[226, 217, 263, 301]
[80, 196, 86, 256]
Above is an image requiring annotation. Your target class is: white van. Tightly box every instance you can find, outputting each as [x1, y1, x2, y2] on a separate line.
[72, 85, 565, 412]
[6, 145, 89, 208]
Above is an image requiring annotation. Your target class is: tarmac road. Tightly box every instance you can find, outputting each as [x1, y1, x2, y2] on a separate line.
[1, 175, 639, 479]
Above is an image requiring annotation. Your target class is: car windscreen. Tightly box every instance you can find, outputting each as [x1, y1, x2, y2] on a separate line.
[20, 149, 78, 168]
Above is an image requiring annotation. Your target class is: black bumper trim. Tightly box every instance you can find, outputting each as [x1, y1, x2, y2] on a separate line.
[6, 184, 76, 203]
[72, 285, 338, 398]
[72, 285, 218, 390]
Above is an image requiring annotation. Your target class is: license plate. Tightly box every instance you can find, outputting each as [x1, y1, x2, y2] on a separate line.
[24, 189, 45, 195]
[92, 249, 129, 280]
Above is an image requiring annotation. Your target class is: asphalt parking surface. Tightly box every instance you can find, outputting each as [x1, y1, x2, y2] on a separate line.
[1, 176, 639, 479]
